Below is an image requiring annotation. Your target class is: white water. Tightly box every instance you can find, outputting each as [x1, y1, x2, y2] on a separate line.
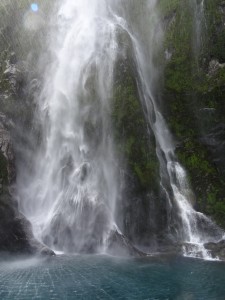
[120, 1, 223, 258]
[192, 0, 206, 59]
[17, 0, 121, 253]
[16, 0, 223, 257]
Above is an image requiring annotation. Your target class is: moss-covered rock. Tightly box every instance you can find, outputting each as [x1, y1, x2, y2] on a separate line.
[112, 61, 159, 193]
[110, 31, 171, 246]
[159, 0, 225, 228]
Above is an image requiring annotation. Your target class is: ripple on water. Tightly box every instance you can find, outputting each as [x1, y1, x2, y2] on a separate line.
[0, 255, 225, 300]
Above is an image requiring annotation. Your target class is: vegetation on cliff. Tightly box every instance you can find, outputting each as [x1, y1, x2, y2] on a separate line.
[159, 0, 225, 228]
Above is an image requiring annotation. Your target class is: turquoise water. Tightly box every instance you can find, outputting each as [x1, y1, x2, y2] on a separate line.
[0, 254, 225, 299]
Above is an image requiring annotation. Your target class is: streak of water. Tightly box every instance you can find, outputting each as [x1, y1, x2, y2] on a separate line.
[110, 0, 223, 258]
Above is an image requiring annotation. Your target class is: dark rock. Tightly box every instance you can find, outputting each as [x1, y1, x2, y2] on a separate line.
[106, 230, 147, 257]
[0, 128, 16, 183]
[39, 246, 55, 257]
[0, 114, 54, 256]
[201, 123, 225, 175]
[16, 213, 55, 256]
[205, 239, 225, 251]
[204, 240, 225, 260]
[0, 204, 55, 256]
[208, 59, 225, 77]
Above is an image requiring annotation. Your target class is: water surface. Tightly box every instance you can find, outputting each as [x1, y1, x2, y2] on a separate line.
[0, 255, 225, 299]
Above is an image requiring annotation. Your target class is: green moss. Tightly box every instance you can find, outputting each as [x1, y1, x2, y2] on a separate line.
[162, 0, 196, 93]
[158, 0, 179, 16]
[112, 59, 159, 192]
[204, 0, 225, 63]
[160, 0, 225, 228]
[214, 201, 225, 220]
[176, 139, 225, 224]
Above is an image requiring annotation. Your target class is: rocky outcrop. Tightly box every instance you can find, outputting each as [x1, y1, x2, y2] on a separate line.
[112, 40, 169, 249]
[0, 113, 16, 184]
[204, 240, 225, 260]
[0, 113, 54, 256]
[0, 197, 55, 256]
[106, 230, 147, 257]
[201, 124, 225, 176]
[159, 0, 225, 229]
[0, 1, 57, 256]
[208, 59, 225, 77]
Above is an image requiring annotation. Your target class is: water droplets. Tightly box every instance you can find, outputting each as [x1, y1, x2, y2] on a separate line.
[31, 3, 39, 13]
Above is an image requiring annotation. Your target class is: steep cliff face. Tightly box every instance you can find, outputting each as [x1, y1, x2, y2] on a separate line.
[110, 0, 225, 250]
[0, 1, 29, 253]
[112, 42, 165, 248]
[159, 0, 225, 228]
[1, 0, 225, 255]
[111, 0, 225, 246]
[0, 115, 29, 253]
[0, 0, 55, 255]
[0, 83, 49, 256]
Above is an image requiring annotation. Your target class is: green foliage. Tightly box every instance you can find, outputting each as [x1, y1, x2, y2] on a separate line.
[112, 60, 159, 192]
[158, 0, 179, 16]
[160, 0, 225, 228]
[214, 201, 225, 219]
[204, 0, 225, 63]
[176, 137, 225, 227]
[162, 0, 196, 93]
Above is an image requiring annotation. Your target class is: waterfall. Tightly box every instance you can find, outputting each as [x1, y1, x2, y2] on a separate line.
[191, 0, 206, 59]
[120, 1, 222, 258]
[17, 0, 121, 253]
[16, 0, 223, 257]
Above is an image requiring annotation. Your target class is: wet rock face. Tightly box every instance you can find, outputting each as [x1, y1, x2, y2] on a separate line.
[0, 114, 16, 184]
[106, 230, 147, 257]
[160, 0, 225, 230]
[204, 240, 225, 260]
[0, 200, 55, 256]
[0, 114, 54, 256]
[208, 59, 225, 77]
[201, 124, 225, 176]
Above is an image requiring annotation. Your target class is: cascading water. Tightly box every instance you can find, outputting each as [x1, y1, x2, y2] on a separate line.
[128, 1, 224, 258]
[191, 0, 206, 59]
[17, 0, 121, 253]
[16, 0, 223, 257]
